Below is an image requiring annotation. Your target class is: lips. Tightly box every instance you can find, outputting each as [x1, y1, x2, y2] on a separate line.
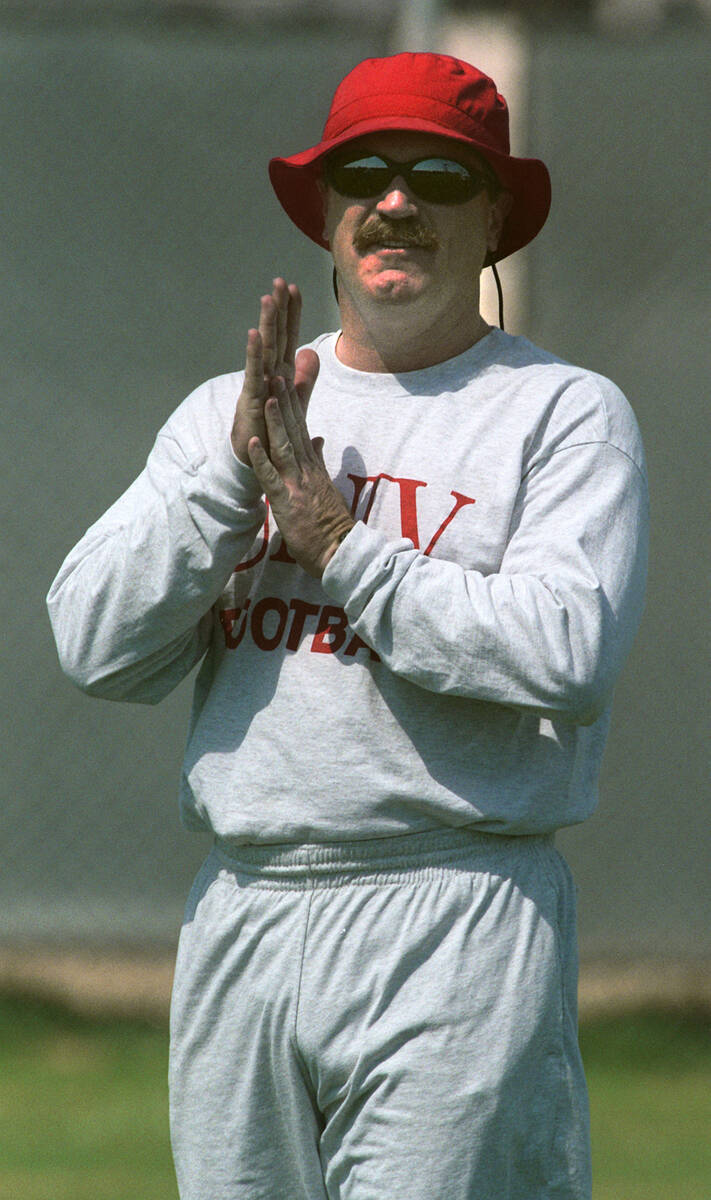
[357, 239, 434, 256]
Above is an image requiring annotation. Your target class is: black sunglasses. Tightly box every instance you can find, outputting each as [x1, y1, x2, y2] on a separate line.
[324, 151, 492, 206]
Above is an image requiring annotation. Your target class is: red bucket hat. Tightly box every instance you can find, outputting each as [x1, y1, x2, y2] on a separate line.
[269, 52, 551, 264]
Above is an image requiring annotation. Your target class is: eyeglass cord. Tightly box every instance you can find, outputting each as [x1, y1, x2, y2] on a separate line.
[491, 262, 505, 331]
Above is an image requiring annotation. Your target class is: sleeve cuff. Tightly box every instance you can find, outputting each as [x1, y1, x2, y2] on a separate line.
[321, 521, 414, 610]
[206, 436, 265, 511]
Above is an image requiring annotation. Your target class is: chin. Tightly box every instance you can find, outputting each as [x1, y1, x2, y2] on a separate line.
[365, 269, 428, 303]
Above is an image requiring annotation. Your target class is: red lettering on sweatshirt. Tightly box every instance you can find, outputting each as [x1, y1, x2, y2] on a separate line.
[268, 535, 297, 564]
[233, 474, 476, 575]
[234, 504, 297, 573]
[423, 491, 476, 555]
[347, 473, 474, 552]
[219, 600, 251, 649]
[344, 631, 380, 661]
[234, 515, 270, 574]
[311, 606, 348, 655]
[310, 606, 380, 661]
[286, 598, 320, 650]
[250, 596, 289, 651]
[219, 597, 379, 662]
[348, 473, 427, 546]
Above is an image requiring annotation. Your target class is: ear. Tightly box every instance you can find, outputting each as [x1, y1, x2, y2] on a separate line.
[487, 190, 513, 255]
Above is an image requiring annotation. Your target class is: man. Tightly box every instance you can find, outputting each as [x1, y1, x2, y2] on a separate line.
[48, 52, 648, 1200]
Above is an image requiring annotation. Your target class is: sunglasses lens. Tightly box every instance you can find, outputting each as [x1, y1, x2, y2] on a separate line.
[410, 158, 477, 204]
[326, 153, 485, 204]
[328, 155, 392, 198]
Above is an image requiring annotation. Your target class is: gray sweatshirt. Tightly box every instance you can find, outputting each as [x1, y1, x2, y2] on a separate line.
[47, 328, 649, 843]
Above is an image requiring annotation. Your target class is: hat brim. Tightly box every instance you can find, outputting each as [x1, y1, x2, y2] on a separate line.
[269, 116, 551, 264]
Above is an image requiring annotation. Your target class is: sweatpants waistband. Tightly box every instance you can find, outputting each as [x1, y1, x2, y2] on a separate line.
[213, 827, 555, 889]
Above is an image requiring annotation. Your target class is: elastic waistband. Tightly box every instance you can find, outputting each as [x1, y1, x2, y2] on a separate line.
[213, 826, 554, 889]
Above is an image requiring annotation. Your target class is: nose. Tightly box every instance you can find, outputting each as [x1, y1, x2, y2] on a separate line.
[375, 177, 418, 218]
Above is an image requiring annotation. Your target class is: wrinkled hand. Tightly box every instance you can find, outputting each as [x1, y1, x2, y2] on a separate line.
[247, 375, 355, 578]
[231, 279, 318, 465]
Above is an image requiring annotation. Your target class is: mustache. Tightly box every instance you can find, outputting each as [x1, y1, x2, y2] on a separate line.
[352, 217, 440, 253]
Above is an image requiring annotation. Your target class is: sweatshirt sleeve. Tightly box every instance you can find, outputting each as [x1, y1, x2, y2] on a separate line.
[322, 438, 649, 725]
[47, 376, 265, 704]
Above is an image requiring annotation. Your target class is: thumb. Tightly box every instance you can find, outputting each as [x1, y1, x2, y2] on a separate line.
[294, 348, 320, 414]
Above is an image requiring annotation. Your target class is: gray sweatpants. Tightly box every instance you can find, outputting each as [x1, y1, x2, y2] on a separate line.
[169, 827, 591, 1199]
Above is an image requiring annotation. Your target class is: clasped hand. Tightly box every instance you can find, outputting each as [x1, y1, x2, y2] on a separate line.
[231, 279, 354, 578]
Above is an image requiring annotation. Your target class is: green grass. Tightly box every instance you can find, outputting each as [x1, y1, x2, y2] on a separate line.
[0, 996, 709, 1199]
[580, 1012, 711, 1200]
[0, 995, 176, 1200]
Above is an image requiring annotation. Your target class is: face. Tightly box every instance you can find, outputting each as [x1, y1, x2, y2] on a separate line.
[321, 131, 509, 321]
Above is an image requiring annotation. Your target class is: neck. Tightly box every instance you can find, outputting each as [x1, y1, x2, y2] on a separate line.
[334, 292, 492, 374]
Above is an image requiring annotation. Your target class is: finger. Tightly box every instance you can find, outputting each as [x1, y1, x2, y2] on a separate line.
[294, 347, 321, 416]
[242, 328, 265, 403]
[247, 436, 286, 498]
[258, 294, 278, 376]
[283, 284, 302, 368]
[263, 393, 297, 471]
[272, 277, 289, 367]
[272, 375, 308, 460]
